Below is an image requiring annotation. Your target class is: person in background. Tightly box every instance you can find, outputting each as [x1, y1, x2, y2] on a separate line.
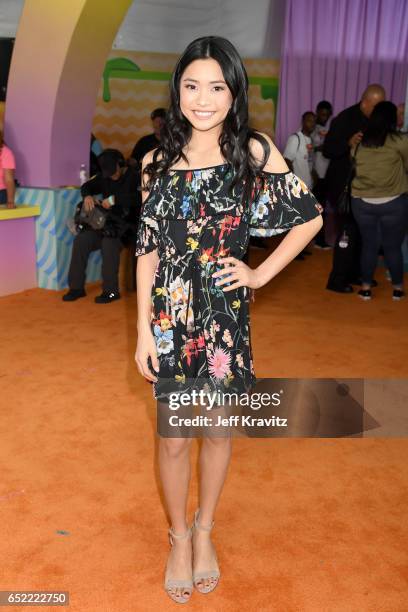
[351, 101, 408, 301]
[0, 129, 16, 209]
[323, 84, 386, 293]
[311, 100, 333, 249]
[283, 111, 316, 259]
[284, 111, 316, 187]
[397, 103, 406, 132]
[63, 149, 141, 304]
[129, 108, 167, 167]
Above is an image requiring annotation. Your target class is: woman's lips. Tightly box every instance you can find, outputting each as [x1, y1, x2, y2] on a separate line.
[192, 111, 216, 119]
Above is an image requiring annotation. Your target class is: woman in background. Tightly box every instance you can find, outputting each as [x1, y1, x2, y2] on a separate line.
[0, 130, 16, 208]
[351, 101, 408, 301]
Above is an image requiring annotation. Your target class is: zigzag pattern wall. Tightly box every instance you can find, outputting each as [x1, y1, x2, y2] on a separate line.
[92, 50, 280, 157]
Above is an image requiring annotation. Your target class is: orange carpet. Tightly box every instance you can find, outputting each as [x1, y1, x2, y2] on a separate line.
[1, 247, 407, 611]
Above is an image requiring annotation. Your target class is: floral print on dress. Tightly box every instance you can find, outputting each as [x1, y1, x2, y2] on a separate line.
[135, 166, 322, 400]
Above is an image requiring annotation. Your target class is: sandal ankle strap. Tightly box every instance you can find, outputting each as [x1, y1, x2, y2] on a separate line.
[193, 508, 214, 532]
[168, 525, 192, 541]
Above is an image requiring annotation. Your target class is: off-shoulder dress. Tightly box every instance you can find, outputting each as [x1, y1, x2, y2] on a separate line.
[135, 165, 322, 400]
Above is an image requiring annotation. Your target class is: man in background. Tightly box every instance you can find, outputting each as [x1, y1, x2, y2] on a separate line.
[323, 84, 386, 292]
[311, 100, 333, 249]
[63, 149, 140, 304]
[129, 108, 166, 166]
[283, 111, 316, 188]
[283, 111, 316, 260]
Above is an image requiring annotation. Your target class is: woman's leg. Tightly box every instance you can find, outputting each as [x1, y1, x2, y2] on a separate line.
[159, 436, 193, 532]
[351, 198, 380, 289]
[378, 195, 408, 289]
[198, 436, 232, 524]
[193, 424, 232, 590]
[159, 434, 194, 599]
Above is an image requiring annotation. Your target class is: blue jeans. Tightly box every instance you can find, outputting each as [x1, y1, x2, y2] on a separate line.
[351, 195, 408, 286]
[0, 189, 7, 204]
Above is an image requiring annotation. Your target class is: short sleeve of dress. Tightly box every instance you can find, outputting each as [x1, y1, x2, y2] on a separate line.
[135, 202, 159, 256]
[249, 171, 323, 237]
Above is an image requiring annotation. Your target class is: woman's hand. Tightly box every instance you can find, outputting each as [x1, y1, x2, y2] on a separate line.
[212, 257, 263, 291]
[135, 328, 159, 383]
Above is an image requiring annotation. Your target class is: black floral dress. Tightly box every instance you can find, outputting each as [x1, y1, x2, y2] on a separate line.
[135, 165, 322, 400]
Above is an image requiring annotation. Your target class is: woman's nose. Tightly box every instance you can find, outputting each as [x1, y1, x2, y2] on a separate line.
[196, 90, 210, 106]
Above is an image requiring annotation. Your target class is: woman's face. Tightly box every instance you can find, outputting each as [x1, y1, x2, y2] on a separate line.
[179, 58, 233, 133]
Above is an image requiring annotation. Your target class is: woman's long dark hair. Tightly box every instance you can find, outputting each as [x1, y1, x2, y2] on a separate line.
[145, 36, 270, 205]
[362, 101, 400, 148]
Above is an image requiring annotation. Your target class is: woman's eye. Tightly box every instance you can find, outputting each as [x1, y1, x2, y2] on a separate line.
[185, 84, 196, 90]
[213, 86, 225, 92]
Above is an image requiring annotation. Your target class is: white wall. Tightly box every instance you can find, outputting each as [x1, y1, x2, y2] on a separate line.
[0, 0, 285, 58]
[113, 0, 285, 58]
[0, 0, 24, 37]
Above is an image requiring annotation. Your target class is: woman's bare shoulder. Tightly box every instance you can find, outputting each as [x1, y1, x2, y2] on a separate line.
[141, 148, 162, 171]
[249, 131, 289, 173]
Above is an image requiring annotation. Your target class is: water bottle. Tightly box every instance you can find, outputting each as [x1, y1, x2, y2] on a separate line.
[339, 231, 349, 249]
[79, 164, 88, 185]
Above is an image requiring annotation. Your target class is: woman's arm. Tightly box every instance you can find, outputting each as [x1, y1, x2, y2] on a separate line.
[248, 215, 323, 289]
[212, 132, 323, 291]
[4, 168, 16, 208]
[135, 151, 160, 382]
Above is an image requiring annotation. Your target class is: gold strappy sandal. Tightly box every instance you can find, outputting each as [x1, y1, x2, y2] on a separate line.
[164, 525, 193, 604]
[192, 508, 220, 594]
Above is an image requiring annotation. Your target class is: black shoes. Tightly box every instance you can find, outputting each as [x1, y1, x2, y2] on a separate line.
[62, 289, 121, 303]
[357, 288, 404, 300]
[62, 289, 86, 302]
[358, 289, 372, 300]
[392, 289, 405, 301]
[326, 284, 354, 293]
[94, 291, 121, 304]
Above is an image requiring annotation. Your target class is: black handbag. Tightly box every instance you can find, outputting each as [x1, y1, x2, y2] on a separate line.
[337, 144, 360, 215]
[75, 200, 108, 231]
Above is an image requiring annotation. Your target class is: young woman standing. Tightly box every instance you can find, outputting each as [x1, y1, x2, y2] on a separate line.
[135, 37, 323, 604]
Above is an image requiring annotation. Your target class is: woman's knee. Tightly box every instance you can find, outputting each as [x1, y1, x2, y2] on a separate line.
[202, 435, 232, 448]
[160, 437, 192, 458]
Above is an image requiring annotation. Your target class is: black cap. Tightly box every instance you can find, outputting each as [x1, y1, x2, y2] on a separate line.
[98, 149, 123, 178]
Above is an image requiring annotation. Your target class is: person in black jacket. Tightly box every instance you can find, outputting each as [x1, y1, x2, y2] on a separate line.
[129, 108, 166, 167]
[323, 84, 386, 292]
[63, 149, 141, 304]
